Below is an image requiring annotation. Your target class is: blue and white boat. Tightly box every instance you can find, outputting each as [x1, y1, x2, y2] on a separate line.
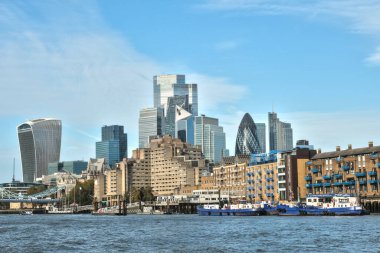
[197, 200, 261, 216]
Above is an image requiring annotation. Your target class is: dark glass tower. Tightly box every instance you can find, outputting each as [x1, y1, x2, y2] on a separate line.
[235, 113, 262, 155]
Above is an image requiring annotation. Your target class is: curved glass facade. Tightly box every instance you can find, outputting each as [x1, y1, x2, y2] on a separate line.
[235, 113, 261, 155]
[17, 118, 61, 182]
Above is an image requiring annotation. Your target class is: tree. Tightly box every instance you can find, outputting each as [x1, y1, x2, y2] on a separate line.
[68, 180, 94, 206]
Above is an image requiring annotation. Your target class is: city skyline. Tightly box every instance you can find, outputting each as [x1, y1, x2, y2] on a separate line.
[1, 0, 380, 182]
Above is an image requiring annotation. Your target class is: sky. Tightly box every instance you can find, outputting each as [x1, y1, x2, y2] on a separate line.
[0, 0, 379, 182]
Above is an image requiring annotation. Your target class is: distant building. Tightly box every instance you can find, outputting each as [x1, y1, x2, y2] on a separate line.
[165, 95, 190, 137]
[17, 118, 62, 182]
[138, 107, 165, 148]
[255, 123, 266, 153]
[153, 74, 198, 116]
[268, 112, 293, 151]
[48, 161, 88, 175]
[96, 125, 128, 168]
[175, 105, 194, 144]
[194, 115, 227, 163]
[235, 113, 262, 156]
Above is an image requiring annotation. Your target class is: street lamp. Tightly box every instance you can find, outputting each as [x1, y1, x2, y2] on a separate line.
[79, 186, 82, 206]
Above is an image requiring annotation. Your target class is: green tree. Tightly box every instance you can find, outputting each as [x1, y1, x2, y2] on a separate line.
[68, 180, 94, 206]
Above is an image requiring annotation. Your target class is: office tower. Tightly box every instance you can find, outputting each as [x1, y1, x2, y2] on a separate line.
[165, 95, 190, 137]
[96, 125, 128, 168]
[255, 123, 266, 153]
[139, 107, 165, 148]
[194, 115, 227, 163]
[268, 112, 293, 151]
[153, 74, 198, 116]
[235, 113, 262, 156]
[17, 118, 62, 182]
[48, 160, 88, 175]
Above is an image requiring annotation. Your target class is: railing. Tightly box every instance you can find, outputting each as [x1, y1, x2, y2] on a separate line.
[334, 174, 343, 179]
[359, 180, 367, 185]
[343, 181, 355, 186]
[377, 163, 380, 167]
[323, 175, 331, 180]
[312, 183, 322, 187]
[336, 157, 343, 162]
[334, 182, 343, 186]
[341, 165, 350, 171]
[355, 172, 366, 177]
[311, 168, 319, 173]
[306, 184, 312, 188]
[323, 182, 331, 187]
[369, 180, 378, 184]
[368, 171, 377, 176]
[306, 161, 313, 165]
[370, 154, 378, 159]
[305, 176, 312, 181]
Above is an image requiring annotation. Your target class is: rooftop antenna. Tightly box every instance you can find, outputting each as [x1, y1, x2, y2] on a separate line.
[12, 158, 15, 182]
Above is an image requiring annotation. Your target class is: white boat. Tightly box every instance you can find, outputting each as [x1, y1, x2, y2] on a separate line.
[19, 210, 33, 215]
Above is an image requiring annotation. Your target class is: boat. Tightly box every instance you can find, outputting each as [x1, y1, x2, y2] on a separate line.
[19, 210, 33, 215]
[197, 200, 261, 216]
[277, 203, 302, 216]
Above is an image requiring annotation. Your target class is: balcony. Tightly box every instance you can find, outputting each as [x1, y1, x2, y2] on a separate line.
[377, 163, 380, 168]
[311, 168, 319, 174]
[323, 182, 331, 187]
[306, 161, 313, 165]
[355, 172, 366, 177]
[370, 154, 378, 159]
[343, 181, 355, 186]
[368, 171, 377, 176]
[266, 193, 274, 197]
[305, 175, 312, 181]
[323, 175, 331, 180]
[334, 182, 343, 186]
[247, 187, 254, 191]
[341, 165, 350, 171]
[334, 174, 343, 179]
[312, 183, 323, 187]
[359, 180, 367, 185]
[369, 180, 378, 185]
[336, 157, 343, 162]
[306, 184, 312, 188]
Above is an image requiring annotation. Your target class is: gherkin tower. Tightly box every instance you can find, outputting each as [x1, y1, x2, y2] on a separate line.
[235, 113, 262, 155]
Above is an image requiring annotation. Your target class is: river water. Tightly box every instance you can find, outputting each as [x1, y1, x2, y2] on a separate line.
[0, 214, 379, 252]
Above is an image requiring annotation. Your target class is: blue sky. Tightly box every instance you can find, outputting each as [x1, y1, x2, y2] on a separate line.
[0, 0, 379, 182]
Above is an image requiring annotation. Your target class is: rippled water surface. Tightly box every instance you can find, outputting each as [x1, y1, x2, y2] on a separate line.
[0, 214, 379, 252]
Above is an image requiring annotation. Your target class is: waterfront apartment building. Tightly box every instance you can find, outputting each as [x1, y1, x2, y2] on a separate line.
[153, 74, 198, 117]
[17, 118, 62, 182]
[303, 142, 380, 212]
[268, 112, 293, 151]
[194, 115, 228, 163]
[139, 107, 165, 148]
[235, 113, 262, 156]
[96, 125, 128, 168]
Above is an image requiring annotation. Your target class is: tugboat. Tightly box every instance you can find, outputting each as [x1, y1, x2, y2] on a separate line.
[197, 200, 261, 216]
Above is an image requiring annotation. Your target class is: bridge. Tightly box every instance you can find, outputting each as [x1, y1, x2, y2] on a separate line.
[0, 185, 65, 203]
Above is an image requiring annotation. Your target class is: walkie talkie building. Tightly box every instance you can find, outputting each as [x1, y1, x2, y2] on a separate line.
[235, 113, 262, 155]
[17, 118, 62, 182]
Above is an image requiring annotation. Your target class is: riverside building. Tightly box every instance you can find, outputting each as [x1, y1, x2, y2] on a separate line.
[303, 142, 380, 212]
[17, 118, 62, 182]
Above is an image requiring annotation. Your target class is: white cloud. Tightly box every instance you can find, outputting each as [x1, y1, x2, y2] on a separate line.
[366, 47, 380, 65]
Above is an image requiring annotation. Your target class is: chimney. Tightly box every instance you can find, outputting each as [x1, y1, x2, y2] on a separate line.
[348, 144, 352, 150]
[369, 141, 374, 148]
[336, 146, 341, 152]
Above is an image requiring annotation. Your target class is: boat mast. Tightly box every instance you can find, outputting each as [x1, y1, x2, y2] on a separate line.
[12, 158, 15, 182]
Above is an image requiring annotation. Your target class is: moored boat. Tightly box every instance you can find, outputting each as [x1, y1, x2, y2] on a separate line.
[197, 200, 261, 216]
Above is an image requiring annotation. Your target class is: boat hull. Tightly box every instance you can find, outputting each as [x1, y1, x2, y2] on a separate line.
[197, 207, 260, 216]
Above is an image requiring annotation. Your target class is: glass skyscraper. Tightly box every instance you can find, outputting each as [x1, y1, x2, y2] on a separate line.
[194, 115, 227, 163]
[268, 112, 293, 151]
[165, 95, 190, 137]
[17, 118, 62, 182]
[139, 107, 165, 148]
[235, 113, 262, 156]
[255, 123, 266, 153]
[96, 125, 128, 167]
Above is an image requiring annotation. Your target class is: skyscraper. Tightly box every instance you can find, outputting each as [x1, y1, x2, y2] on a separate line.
[165, 95, 190, 137]
[17, 118, 62, 182]
[194, 115, 227, 163]
[153, 74, 198, 116]
[96, 125, 128, 167]
[139, 107, 165, 148]
[255, 123, 266, 153]
[235, 113, 262, 156]
[268, 112, 293, 151]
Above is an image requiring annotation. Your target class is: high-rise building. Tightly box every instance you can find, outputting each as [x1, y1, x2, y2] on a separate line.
[153, 74, 198, 116]
[235, 113, 262, 156]
[96, 125, 128, 168]
[255, 123, 266, 153]
[175, 105, 194, 144]
[17, 118, 62, 182]
[268, 112, 293, 151]
[165, 95, 190, 137]
[139, 107, 165, 148]
[194, 115, 227, 163]
[48, 160, 88, 175]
